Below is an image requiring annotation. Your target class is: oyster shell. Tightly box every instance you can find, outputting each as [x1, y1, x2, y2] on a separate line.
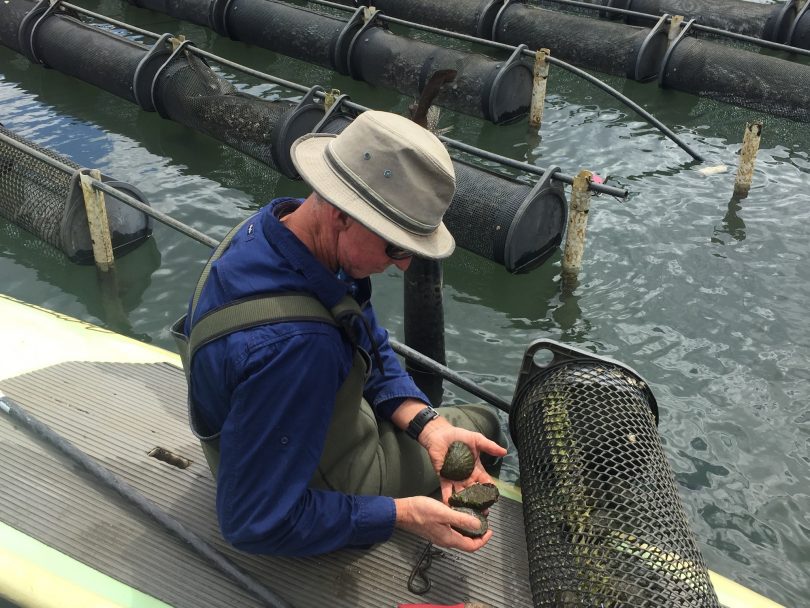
[449, 482, 500, 511]
[440, 441, 475, 480]
[451, 507, 488, 538]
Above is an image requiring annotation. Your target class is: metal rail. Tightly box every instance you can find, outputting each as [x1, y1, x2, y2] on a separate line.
[529, 0, 810, 57]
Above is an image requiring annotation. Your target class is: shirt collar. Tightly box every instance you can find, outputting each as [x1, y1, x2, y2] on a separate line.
[262, 198, 365, 309]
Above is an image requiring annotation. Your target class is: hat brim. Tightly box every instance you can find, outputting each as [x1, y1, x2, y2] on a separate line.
[290, 133, 456, 260]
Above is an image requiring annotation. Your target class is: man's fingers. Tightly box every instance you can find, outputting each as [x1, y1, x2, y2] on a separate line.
[476, 435, 507, 457]
[446, 528, 492, 552]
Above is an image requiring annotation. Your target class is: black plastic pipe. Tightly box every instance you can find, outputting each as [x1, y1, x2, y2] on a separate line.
[403, 258, 446, 407]
[389, 340, 512, 413]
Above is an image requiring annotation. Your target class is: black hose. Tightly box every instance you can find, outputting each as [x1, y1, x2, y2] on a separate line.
[0, 392, 293, 608]
[545, 56, 704, 162]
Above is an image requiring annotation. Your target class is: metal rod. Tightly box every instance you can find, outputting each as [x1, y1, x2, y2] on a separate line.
[439, 136, 630, 197]
[190, 48, 310, 94]
[389, 339, 512, 413]
[62, 2, 162, 40]
[527, 0, 810, 57]
[0, 131, 76, 174]
[90, 180, 219, 248]
[0, 392, 293, 608]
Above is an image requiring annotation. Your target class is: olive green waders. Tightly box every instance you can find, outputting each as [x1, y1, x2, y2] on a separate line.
[172, 216, 503, 499]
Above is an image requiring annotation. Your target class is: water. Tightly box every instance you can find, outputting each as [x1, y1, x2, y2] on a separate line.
[1, 1, 808, 605]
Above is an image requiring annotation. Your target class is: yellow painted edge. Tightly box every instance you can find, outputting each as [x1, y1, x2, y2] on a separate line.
[0, 293, 180, 381]
[710, 571, 786, 608]
[0, 522, 173, 608]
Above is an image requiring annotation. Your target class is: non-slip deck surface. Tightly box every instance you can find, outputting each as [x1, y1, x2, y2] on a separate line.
[0, 359, 531, 608]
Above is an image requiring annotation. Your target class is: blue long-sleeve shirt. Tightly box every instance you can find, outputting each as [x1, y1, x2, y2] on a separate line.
[183, 198, 431, 556]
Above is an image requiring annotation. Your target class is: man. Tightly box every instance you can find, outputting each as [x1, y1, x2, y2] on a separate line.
[178, 110, 507, 557]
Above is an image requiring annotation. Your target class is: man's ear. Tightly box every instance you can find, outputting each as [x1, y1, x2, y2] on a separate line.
[333, 208, 352, 230]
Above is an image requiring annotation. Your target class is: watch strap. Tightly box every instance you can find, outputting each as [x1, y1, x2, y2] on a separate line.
[406, 406, 439, 440]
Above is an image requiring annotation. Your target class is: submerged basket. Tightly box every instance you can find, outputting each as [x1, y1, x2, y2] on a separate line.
[509, 339, 719, 607]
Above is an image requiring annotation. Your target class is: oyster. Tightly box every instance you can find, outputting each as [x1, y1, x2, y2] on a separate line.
[451, 507, 489, 538]
[449, 482, 500, 511]
[440, 441, 475, 480]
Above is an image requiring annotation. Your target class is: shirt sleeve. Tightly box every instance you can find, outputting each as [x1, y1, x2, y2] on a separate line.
[356, 303, 431, 419]
[214, 324, 396, 556]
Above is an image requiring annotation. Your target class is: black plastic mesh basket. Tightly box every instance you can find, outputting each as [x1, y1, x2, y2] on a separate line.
[349, 25, 532, 123]
[0, 125, 152, 263]
[618, 0, 794, 42]
[660, 34, 810, 122]
[509, 339, 719, 607]
[153, 52, 300, 170]
[494, 3, 668, 81]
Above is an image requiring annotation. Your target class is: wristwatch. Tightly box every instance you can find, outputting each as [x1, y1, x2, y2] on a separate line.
[406, 405, 439, 440]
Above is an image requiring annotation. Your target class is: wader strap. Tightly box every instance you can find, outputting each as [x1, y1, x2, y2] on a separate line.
[189, 294, 342, 363]
[190, 216, 252, 321]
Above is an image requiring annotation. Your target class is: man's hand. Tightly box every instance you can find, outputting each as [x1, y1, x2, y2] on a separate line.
[394, 496, 492, 551]
[418, 417, 507, 503]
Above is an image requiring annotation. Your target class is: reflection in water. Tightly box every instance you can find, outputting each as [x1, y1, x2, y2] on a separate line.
[712, 195, 747, 244]
[0, 221, 161, 340]
[3, 16, 810, 604]
[444, 246, 596, 347]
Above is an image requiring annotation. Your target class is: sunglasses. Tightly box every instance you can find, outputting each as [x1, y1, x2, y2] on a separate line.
[385, 242, 414, 260]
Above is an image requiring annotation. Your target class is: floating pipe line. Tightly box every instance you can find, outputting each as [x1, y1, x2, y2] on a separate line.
[52, 0, 633, 194]
[187, 44, 630, 196]
[309, 0, 704, 161]
[529, 0, 803, 46]
[527, 0, 810, 56]
[121, 0, 532, 124]
[321, 0, 810, 123]
[1, 0, 576, 273]
[114, 0, 699, 162]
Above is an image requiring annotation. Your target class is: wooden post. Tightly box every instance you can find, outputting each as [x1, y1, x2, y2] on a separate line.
[78, 169, 114, 272]
[529, 48, 551, 129]
[668, 15, 684, 45]
[561, 170, 593, 282]
[733, 121, 763, 198]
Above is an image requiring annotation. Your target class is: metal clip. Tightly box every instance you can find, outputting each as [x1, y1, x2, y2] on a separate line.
[407, 542, 444, 595]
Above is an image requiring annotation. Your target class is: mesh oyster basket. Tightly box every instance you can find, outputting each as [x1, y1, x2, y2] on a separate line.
[509, 339, 719, 607]
[0, 125, 152, 263]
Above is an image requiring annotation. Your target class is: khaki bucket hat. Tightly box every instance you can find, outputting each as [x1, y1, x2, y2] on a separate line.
[290, 110, 456, 259]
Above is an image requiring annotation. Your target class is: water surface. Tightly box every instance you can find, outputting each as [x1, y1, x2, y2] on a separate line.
[0, 1, 808, 604]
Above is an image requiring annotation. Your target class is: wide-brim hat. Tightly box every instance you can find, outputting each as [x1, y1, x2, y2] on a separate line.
[290, 110, 456, 259]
